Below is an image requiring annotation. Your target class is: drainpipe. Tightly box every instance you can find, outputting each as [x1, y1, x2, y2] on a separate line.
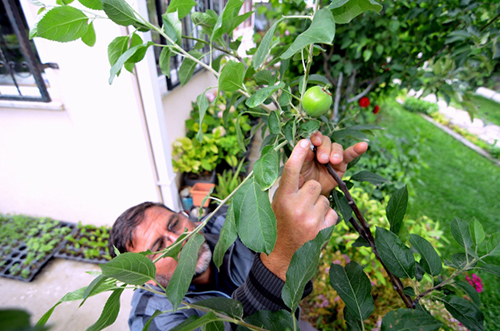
[123, 26, 181, 211]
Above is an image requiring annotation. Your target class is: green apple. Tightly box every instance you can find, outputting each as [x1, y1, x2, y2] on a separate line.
[302, 86, 332, 117]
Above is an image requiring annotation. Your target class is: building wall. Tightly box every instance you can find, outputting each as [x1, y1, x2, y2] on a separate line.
[0, 3, 160, 226]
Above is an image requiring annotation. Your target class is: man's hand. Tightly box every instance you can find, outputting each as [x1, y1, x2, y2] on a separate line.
[302, 131, 368, 196]
[260, 134, 368, 280]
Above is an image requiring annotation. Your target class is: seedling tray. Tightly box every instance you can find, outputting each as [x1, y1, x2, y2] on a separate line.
[54, 223, 111, 264]
[0, 218, 75, 282]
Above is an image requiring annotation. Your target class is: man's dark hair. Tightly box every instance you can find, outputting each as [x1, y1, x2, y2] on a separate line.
[108, 201, 174, 258]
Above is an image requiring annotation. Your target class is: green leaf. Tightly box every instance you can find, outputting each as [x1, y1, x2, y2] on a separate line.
[386, 185, 408, 236]
[108, 36, 129, 66]
[162, 12, 182, 44]
[179, 50, 204, 86]
[242, 310, 294, 331]
[36, 6, 89, 42]
[281, 9, 335, 59]
[252, 20, 280, 69]
[170, 312, 219, 331]
[192, 298, 243, 319]
[81, 21, 96, 46]
[469, 218, 485, 246]
[245, 82, 285, 108]
[375, 227, 415, 279]
[381, 308, 442, 331]
[233, 177, 277, 254]
[203, 321, 224, 331]
[101, 0, 142, 27]
[329, 0, 383, 25]
[159, 232, 188, 262]
[484, 232, 500, 256]
[332, 190, 352, 222]
[409, 234, 442, 276]
[212, 0, 244, 41]
[196, 92, 210, 142]
[166, 233, 205, 311]
[298, 120, 320, 138]
[80, 275, 109, 307]
[283, 226, 334, 313]
[254, 147, 279, 191]
[328, 0, 350, 9]
[159, 47, 172, 77]
[476, 264, 500, 278]
[213, 203, 238, 269]
[166, 0, 196, 19]
[37, 281, 116, 327]
[78, 0, 102, 10]
[142, 310, 164, 331]
[100, 252, 156, 285]
[254, 70, 273, 85]
[268, 110, 281, 135]
[350, 171, 390, 186]
[344, 307, 364, 331]
[191, 12, 217, 28]
[219, 61, 245, 93]
[109, 42, 154, 84]
[451, 218, 473, 249]
[443, 296, 484, 331]
[86, 285, 125, 331]
[0, 310, 40, 331]
[455, 280, 481, 307]
[329, 261, 374, 321]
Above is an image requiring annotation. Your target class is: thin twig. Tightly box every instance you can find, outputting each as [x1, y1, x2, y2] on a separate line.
[316, 150, 414, 308]
[346, 77, 379, 104]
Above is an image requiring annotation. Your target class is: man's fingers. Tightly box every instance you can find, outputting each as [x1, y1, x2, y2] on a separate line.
[279, 139, 311, 194]
[314, 195, 338, 229]
[343, 142, 368, 164]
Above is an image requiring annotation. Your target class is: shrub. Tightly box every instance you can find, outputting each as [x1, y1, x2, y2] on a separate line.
[302, 187, 448, 330]
[403, 97, 439, 115]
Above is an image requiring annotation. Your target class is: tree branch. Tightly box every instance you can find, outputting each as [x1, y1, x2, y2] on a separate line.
[332, 72, 343, 120]
[344, 69, 357, 100]
[346, 77, 379, 104]
[322, 46, 336, 86]
[480, 12, 500, 32]
[317, 153, 414, 309]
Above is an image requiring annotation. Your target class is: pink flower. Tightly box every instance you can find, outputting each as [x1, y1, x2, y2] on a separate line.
[205, 91, 216, 102]
[466, 273, 484, 293]
[333, 260, 341, 265]
[342, 254, 351, 263]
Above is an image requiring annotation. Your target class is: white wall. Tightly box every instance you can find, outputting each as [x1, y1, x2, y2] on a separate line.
[0, 2, 160, 226]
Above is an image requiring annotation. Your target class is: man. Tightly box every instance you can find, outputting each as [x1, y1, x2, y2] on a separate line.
[109, 132, 368, 330]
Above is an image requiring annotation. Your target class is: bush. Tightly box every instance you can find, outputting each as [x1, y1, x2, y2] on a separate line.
[403, 97, 439, 115]
[301, 188, 449, 329]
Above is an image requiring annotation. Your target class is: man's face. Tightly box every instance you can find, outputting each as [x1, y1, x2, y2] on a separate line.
[127, 206, 212, 287]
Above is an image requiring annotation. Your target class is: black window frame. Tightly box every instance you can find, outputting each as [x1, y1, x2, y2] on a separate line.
[0, 0, 56, 102]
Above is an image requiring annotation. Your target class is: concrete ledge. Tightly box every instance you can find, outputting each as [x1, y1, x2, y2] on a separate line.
[476, 87, 500, 103]
[420, 114, 500, 167]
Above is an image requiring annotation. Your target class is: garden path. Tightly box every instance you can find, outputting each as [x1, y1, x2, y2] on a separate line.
[422, 88, 500, 148]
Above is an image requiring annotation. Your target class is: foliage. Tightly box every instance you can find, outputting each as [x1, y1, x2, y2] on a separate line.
[60, 222, 111, 261]
[302, 187, 448, 329]
[403, 97, 439, 115]
[0, 214, 72, 279]
[212, 158, 246, 204]
[172, 92, 253, 173]
[29, 0, 500, 330]
[265, 0, 500, 119]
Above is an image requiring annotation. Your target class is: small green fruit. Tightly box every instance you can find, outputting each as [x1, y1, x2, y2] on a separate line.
[302, 86, 332, 117]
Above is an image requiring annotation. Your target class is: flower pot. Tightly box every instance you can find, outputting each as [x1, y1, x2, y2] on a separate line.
[191, 183, 215, 207]
[182, 170, 216, 187]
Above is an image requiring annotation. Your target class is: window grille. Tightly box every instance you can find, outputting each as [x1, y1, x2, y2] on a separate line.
[0, 0, 57, 102]
[146, 0, 230, 90]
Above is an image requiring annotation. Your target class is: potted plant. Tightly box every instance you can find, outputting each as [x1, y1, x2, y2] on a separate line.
[172, 91, 254, 186]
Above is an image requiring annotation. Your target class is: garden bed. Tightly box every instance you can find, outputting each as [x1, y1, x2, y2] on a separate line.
[0, 215, 74, 282]
[55, 222, 111, 264]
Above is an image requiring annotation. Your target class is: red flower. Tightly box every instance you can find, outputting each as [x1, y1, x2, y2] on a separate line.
[358, 97, 370, 108]
[373, 105, 380, 114]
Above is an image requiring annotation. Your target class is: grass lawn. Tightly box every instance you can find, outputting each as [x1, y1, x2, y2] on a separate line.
[473, 94, 500, 127]
[375, 101, 500, 330]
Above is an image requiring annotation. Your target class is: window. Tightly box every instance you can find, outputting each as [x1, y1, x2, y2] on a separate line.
[0, 0, 55, 102]
[146, 0, 234, 91]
